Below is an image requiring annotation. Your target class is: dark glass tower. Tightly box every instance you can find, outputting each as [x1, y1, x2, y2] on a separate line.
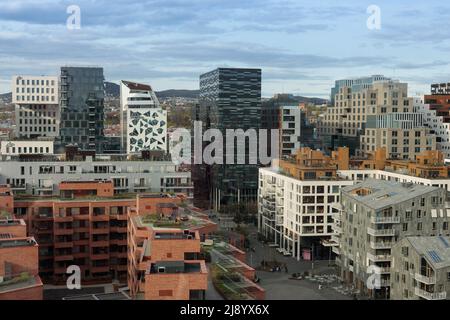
[59, 66, 105, 153]
[193, 68, 262, 210]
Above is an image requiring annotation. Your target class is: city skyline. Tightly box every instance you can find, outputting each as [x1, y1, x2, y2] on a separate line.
[0, 0, 450, 97]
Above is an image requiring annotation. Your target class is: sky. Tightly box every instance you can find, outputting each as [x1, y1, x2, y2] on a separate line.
[0, 0, 450, 98]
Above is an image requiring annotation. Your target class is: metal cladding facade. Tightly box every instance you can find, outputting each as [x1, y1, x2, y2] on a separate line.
[59, 66, 105, 153]
[193, 68, 262, 209]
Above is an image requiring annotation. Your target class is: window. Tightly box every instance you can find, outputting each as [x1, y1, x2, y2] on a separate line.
[417, 222, 422, 231]
[402, 246, 409, 257]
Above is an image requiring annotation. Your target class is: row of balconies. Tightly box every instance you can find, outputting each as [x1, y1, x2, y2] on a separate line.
[367, 227, 396, 237]
[370, 216, 401, 224]
[367, 252, 392, 262]
[414, 273, 436, 285]
[369, 241, 393, 249]
[415, 288, 447, 300]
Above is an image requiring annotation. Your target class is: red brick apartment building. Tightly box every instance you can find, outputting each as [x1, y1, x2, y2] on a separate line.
[127, 205, 217, 300]
[7, 180, 187, 284]
[0, 218, 43, 300]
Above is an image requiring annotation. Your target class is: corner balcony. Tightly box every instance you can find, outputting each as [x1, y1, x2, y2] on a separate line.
[414, 273, 436, 285]
[333, 224, 342, 234]
[331, 203, 343, 211]
[370, 216, 401, 224]
[332, 212, 341, 221]
[367, 227, 396, 237]
[415, 288, 446, 300]
[332, 246, 340, 255]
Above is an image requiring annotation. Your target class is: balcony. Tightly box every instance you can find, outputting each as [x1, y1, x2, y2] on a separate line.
[380, 279, 391, 287]
[54, 242, 74, 249]
[91, 228, 109, 235]
[110, 227, 127, 233]
[332, 246, 340, 255]
[92, 215, 110, 222]
[91, 240, 109, 247]
[54, 254, 74, 262]
[54, 267, 70, 274]
[72, 252, 89, 259]
[331, 203, 343, 211]
[331, 235, 340, 244]
[369, 241, 393, 249]
[109, 239, 127, 246]
[367, 252, 391, 262]
[73, 239, 89, 246]
[73, 227, 90, 233]
[91, 266, 110, 273]
[54, 229, 73, 236]
[10, 184, 26, 190]
[333, 225, 342, 234]
[262, 196, 275, 204]
[90, 253, 110, 260]
[367, 227, 396, 237]
[414, 273, 436, 285]
[332, 212, 341, 221]
[370, 216, 401, 224]
[54, 216, 73, 223]
[415, 288, 447, 300]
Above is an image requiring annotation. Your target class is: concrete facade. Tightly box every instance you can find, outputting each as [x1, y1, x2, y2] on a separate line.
[390, 236, 450, 300]
[335, 179, 450, 299]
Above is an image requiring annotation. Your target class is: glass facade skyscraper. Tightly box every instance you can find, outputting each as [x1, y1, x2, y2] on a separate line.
[59, 66, 105, 153]
[193, 68, 262, 210]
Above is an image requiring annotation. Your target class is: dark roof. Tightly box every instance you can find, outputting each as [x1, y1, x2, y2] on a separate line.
[122, 80, 152, 91]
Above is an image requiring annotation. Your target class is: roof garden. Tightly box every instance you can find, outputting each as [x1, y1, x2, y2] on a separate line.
[0, 237, 37, 248]
[0, 273, 41, 293]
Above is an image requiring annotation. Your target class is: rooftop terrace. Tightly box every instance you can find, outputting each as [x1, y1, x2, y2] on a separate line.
[148, 261, 204, 274]
[0, 237, 37, 249]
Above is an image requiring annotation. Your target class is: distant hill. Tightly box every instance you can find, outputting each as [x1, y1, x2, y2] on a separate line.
[264, 94, 328, 106]
[105, 81, 120, 97]
[105, 82, 199, 100]
[0, 92, 11, 102]
[156, 89, 199, 100]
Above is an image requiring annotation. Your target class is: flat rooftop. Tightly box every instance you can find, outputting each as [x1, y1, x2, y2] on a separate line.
[62, 291, 131, 300]
[0, 219, 24, 227]
[342, 179, 439, 210]
[148, 261, 202, 274]
[0, 237, 37, 248]
[136, 214, 213, 231]
[0, 274, 41, 293]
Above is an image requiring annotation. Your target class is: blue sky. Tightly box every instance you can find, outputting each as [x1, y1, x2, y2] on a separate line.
[0, 0, 449, 98]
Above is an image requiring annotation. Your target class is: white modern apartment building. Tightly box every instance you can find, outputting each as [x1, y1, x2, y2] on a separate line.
[120, 80, 167, 154]
[258, 148, 354, 260]
[12, 75, 59, 139]
[0, 155, 192, 198]
[280, 105, 302, 157]
[0, 140, 54, 155]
